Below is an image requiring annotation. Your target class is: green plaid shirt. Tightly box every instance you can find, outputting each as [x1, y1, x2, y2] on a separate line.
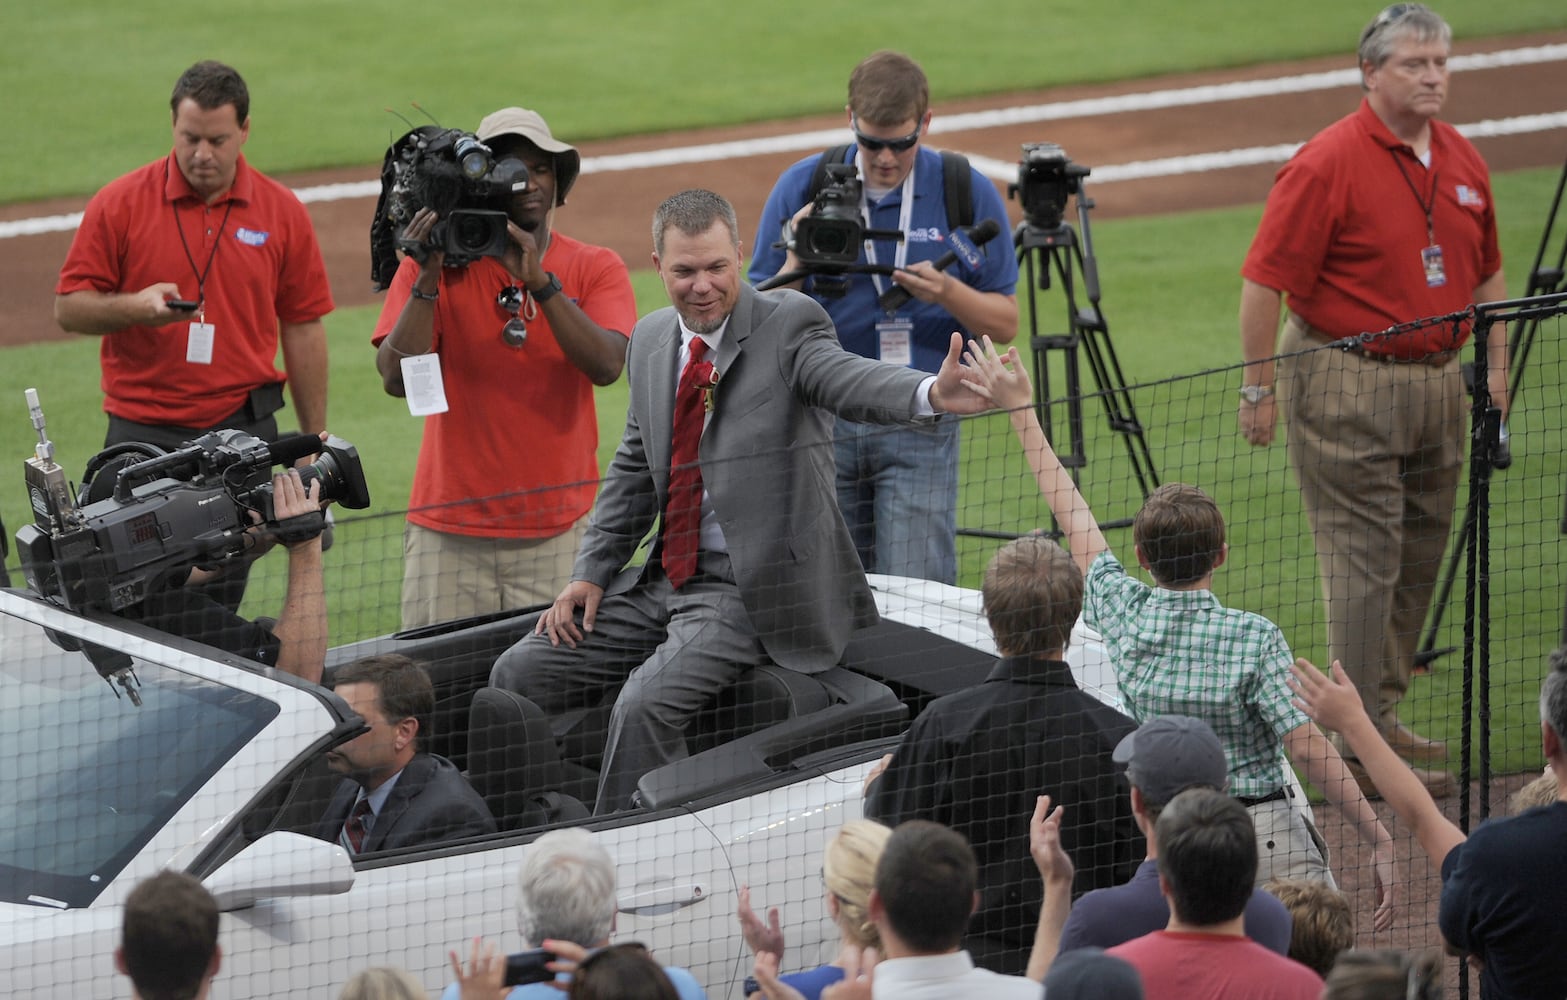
[1084, 552, 1307, 799]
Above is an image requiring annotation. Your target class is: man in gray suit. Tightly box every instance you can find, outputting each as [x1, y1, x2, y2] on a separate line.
[490, 189, 994, 812]
[315, 653, 496, 852]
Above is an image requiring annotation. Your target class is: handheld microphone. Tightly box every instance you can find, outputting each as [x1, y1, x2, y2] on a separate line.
[267, 432, 324, 466]
[878, 218, 1004, 313]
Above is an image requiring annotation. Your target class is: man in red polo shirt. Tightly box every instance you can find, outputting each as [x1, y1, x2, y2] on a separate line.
[1237, 3, 1507, 796]
[55, 60, 334, 612]
[56, 59, 332, 452]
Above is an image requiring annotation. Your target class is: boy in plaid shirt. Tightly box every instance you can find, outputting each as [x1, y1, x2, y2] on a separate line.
[965, 338, 1398, 926]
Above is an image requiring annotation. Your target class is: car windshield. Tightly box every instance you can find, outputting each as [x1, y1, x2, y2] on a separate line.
[0, 614, 278, 909]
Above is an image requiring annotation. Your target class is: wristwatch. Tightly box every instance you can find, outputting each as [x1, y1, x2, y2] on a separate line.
[529, 272, 563, 304]
[1238, 384, 1275, 404]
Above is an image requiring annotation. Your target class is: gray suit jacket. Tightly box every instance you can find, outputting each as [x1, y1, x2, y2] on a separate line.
[575, 284, 931, 674]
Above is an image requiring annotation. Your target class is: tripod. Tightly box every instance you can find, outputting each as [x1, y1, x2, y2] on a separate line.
[1416, 156, 1567, 666]
[1501, 155, 1567, 405]
[1016, 182, 1159, 529]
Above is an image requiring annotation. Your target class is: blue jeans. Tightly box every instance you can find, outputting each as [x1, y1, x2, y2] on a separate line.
[833, 416, 959, 584]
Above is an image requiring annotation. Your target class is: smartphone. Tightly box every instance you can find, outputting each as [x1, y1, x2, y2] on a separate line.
[503, 948, 556, 987]
[166, 299, 200, 312]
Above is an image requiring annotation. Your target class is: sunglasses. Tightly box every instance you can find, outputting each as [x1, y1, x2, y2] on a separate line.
[1361, 3, 1416, 45]
[851, 116, 921, 154]
[497, 285, 530, 347]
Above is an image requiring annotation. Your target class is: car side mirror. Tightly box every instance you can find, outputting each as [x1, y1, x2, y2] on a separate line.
[204, 831, 355, 911]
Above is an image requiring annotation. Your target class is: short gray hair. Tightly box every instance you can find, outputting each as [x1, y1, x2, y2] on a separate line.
[515, 829, 617, 947]
[652, 189, 739, 257]
[1540, 647, 1567, 745]
[1358, 3, 1451, 72]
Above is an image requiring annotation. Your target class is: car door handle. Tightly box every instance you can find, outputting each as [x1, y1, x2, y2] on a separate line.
[617, 882, 707, 917]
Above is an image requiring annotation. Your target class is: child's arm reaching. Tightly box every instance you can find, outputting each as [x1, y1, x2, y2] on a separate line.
[964, 336, 1109, 573]
[1289, 658, 1467, 869]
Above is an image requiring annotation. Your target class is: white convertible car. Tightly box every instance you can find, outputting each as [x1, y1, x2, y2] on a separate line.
[2, 571, 1291, 999]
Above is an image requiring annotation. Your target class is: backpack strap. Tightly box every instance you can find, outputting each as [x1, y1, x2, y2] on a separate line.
[806, 143, 857, 205]
[939, 149, 974, 230]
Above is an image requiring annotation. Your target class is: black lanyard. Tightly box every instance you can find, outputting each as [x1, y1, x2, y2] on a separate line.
[1390, 149, 1438, 246]
[169, 162, 236, 307]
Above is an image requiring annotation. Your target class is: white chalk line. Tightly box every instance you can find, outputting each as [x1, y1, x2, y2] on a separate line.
[4, 43, 1564, 241]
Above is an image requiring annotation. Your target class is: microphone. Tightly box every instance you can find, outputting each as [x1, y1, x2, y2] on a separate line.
[877, 218, 1004, 313]
[267, 432, 323, 466]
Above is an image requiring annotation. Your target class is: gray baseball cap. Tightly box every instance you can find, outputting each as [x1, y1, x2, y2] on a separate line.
[1045, 948, 1145, 1000]
[1113, 715, 1229, 805]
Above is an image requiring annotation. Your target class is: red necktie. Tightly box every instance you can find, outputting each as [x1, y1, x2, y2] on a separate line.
[344, 798, 373, 853]
[664, 337, 708, 589]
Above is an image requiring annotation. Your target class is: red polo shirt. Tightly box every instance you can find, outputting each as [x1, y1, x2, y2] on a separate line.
[1242, 99, 1500, 358]
[372, 237, 636, 539]
[57, 153, 334, 426]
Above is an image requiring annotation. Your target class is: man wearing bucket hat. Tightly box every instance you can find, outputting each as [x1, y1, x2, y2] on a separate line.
[1054, 716, 1293, 958]
[374, 107, 637, 628]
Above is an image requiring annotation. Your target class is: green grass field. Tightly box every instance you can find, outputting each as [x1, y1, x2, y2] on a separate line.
[4, 4, 1564, 778]
[2, 0, 1563, 202]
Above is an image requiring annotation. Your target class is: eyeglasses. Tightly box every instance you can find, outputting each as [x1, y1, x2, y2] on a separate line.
[1361, 3, 1417, 46]
[851, 116, 921, 154]
[497, 285, 529, 347]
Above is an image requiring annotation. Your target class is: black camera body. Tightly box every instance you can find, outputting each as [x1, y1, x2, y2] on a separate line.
[791, 163, 867, 268]
[17, 429, 370, 614]
[1009, 142, 1090, 231]
[386, 126, 528, 266]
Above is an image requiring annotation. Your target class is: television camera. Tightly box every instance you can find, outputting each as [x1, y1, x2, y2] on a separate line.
[371, 125, 530, 288]
[16, 389, 370, 615]
[1009, 142, 1090, 232]
[760, 162, 904, 297]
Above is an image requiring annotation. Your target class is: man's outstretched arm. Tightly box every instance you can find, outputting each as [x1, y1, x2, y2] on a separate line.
[268, 469, 328, 685]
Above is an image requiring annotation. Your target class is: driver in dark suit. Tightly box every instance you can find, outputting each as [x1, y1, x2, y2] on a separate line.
[490, 189, 995, 814]
[314, 654, 495, 853]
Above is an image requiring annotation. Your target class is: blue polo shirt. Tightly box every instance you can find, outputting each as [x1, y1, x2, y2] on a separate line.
[749, 145, 1018, 373]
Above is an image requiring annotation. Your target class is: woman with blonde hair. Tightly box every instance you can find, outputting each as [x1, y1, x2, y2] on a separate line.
[339, 966, 426, 1000]
[741, 819, 891, 1000]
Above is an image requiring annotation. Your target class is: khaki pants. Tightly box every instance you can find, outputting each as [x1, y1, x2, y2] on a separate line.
[1248, 795, 1334, 887]
[1277, 314, 1465, 724]
[399, 518, 588, 629]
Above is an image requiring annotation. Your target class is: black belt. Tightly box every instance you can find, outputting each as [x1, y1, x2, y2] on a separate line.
[1298, 323, 1458, 368]
[1235, 788, 1288, 807]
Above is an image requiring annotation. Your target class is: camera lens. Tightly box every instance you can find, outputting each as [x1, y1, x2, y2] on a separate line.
[296, 453, 342, 503]
[808, 222, 854, 260]
[452, 213, 496, 254]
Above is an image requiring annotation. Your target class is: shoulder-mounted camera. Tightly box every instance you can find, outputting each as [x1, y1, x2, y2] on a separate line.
[370, 126, 530, 289]
[16, 392, 370, 614]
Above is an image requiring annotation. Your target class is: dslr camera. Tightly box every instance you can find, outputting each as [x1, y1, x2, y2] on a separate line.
[1009, 142, 1090, 231]
[17, 392, 370, 614]
[378, 126, 529, 274]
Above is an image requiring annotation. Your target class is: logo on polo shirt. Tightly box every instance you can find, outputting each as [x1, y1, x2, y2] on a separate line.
[907, 226, 943, 244]
[235, 227, 271, 246]
[1455, 185, 1485, 208]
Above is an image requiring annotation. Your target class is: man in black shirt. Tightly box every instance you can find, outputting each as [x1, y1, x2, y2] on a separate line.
[864, 534, 1142, 975]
